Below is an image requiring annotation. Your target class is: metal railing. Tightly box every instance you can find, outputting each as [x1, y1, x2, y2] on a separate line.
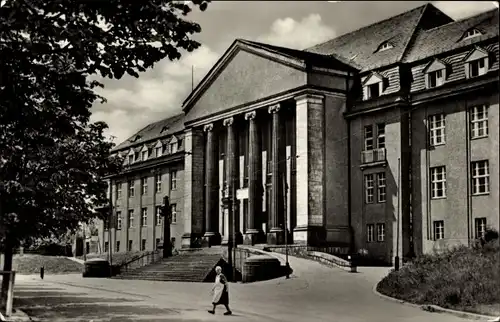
[117, 250, 163, 274]
[361, 148, 386, 164]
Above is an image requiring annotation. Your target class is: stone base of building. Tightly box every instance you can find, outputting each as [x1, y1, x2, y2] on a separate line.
[325, 226, 352, 245]
[267, 228, 284, 245]
[201, 232, 221, 248]
[220, 232, 244, 246]
[243, 230, 263, 246]
[181, 233, 203, 249]
[293, 226, 326, 246]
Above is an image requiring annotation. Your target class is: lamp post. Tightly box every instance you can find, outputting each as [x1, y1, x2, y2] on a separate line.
[282, 174, 290, 279]
[108, 180, 113, 277]
[395, 158, 401, 271]
[161, 196, 172, 258]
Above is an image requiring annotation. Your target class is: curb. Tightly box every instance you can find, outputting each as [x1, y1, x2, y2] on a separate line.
[372, 281, 497, 321]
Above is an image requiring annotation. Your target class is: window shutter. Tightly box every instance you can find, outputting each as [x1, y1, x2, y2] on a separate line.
[424, 73, 429, 89]
[464, 63, 470, 79]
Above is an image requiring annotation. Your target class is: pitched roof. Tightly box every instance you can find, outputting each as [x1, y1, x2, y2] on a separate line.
[182, 38, 358, 111]
[112, 113, 185, 152]
[304, 4, 454, 72]
[237, 39, 359, 72]
[403, 9, 499, 63]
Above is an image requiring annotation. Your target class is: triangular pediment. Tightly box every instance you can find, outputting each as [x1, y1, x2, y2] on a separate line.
[154, 140, 162, 148]
[464, 47, 488, 62]
[182, 39, 356, 124]
[362, 72, 384, 86]
[423, 59, 447, 74]
[127, 148, 135, 156]
[169, 135, 178, 144]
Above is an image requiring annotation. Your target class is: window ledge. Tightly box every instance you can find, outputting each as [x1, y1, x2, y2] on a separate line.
[472, 192, 490, 196]
[471, 135, 489, 140]
[431, 196, 447, 200]
[429, 142, 446, 148]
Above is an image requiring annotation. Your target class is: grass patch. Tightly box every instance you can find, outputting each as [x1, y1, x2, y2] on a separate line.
[377, 241, 500, 316]
[13, 254, 83, 274]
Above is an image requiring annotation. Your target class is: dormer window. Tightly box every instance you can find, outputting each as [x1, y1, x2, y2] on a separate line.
[141, 150, 148, 161]
[154, 140, 163, 157]
[169, 136, 178, 154]
[362, 73, 385, 100]
[127, 149, 135, 164]
[160, 126, 169, 134]
[463, 28, 482, 40]
[423, 59, 447, 89]
[376, 42, 393, 53]
[367, 83, 380, 98]
[464, 47, 489, 79]
[130, 135, 141, 143]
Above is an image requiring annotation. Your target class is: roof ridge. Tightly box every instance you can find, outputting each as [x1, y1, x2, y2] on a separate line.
[422, 7, 498, 33]
[306, 3, 428, 51]
[397, 3, 433, 63]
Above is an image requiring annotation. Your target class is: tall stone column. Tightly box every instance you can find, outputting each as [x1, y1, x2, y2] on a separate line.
[222, 117, 239, 246]
[202, 123, 220, 246]
[244, 111, 262, 245]
[267, 103, 284, 245]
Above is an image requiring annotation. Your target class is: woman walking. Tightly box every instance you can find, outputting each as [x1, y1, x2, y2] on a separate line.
[208, 266, 232, 315]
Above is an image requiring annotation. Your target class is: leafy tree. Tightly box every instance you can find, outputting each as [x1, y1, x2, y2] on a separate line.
[0, 0, 210, 301]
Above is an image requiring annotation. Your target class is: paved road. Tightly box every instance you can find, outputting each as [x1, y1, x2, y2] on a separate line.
[14, 253, 481, 322]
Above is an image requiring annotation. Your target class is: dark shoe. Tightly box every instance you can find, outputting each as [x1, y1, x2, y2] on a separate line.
[208, 310, 215, 314]
[224, 311, 232, 315]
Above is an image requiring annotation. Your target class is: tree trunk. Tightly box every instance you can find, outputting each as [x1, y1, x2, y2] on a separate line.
[1, 242, 13, 308]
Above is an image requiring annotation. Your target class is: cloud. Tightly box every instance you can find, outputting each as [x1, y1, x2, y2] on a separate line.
[256, 14, 336, 50]
[90, 45, 220, 144]
[432, 1, 498, 19]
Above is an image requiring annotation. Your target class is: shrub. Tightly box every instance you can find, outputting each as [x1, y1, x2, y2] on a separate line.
[377, 241, 500, 310]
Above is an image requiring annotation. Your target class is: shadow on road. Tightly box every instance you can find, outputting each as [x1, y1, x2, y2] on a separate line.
[14, 285, 183, 321]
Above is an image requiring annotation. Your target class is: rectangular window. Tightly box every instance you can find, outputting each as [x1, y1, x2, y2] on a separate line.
[170, 142, 178, 154]
[141, 239, 146, 251]
[367, 224, 374, 242]
[376, 123, 385, 149]
[470, 105, 489, 139]
[104, 241, 109, 252]
[128, 154, 134, 164]
[364, 174, 374, 204]
[469, 58, 487, 77]
[116, 211, 122, 230]
[171, 170, 178, 190]
[472, 160, 489, 195]
[429, 114, 445, 146]
[475, 218, 487, 239]
[128, 180, 135, 197]
[377, 172, 386, 203]
[430, 166, 446, 199]
[141, 178, 148, 195]
[367, 83, 380, 99]
[433, 220, 444, 240]
[104, 218, 109, 231]
[376, 223, 385, 242]
[155, 146, 162, 157]
[128, 209, 134, 228]
[116, 241, 120, 252]
[364, 125, 374, 150]
[178, 139, 183, 150]
[141, 208, 147, 227]
[116, 183, 122, 199]
[171, 204, 177, 223]
[128, 240, 133, 251]
[156, 238, 161, 250]
[155, 206, 162, 226]
[428, 69, 444, 88]
[155, 174, 162, 193]
[141, 150, 148, 161]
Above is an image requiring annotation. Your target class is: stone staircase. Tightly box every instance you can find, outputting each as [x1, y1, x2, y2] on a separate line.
[114, 248, 226, 282]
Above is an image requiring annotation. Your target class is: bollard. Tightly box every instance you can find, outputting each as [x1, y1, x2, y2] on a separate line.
[40, 266, 44, 279]
[347, 256, 357, 273]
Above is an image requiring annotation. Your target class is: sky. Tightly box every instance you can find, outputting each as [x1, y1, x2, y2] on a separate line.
[89, 1, 499, 144]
